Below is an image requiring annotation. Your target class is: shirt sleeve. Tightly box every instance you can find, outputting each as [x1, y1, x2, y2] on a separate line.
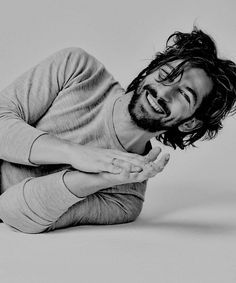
[0, 169, 84, 233]
[46, 190, 144, 232]
[0, 47, 99, 165]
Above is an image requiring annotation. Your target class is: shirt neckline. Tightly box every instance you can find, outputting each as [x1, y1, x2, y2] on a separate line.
[105, 89, 152, 155]
[106, 91, 128, 152]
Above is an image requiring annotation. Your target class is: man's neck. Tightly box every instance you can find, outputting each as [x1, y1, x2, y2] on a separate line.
[112, 92, 159, 154]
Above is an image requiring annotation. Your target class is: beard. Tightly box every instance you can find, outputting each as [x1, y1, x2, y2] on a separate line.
[128, 85, 172, 133]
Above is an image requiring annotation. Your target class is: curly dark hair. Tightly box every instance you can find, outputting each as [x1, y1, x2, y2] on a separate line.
[126, 27, 236, 149]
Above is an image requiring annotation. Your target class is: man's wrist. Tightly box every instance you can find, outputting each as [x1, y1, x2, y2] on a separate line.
[60, 140, 75, 164]
[62, 170, 113, 198]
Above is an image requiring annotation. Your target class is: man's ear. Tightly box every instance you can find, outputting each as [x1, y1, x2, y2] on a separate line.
[178, 118, 203, 133]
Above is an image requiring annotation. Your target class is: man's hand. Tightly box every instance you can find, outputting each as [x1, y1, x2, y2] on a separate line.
[68, 145, 150, 174]
[100, 147, 170, 186]
[63, 147, 170, 198]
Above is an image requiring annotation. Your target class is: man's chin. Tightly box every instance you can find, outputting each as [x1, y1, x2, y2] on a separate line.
[129, 111, 165, 133]
[128, 89, 169, 133]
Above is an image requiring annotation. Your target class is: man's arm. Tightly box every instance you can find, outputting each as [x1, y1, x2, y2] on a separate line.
[0, 47, 147, 172]
[0, 149, 169, 233]
[0, 169, 142, 233]
[29, 133, 152, 174]
[0, 47, 102, 165]
[47, 189, 145, 232]
[0, 169, 119, 234]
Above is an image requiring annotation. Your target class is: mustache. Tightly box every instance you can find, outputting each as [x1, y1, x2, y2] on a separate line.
[143, 85, 170, 116]
[143, 85, 157, 98]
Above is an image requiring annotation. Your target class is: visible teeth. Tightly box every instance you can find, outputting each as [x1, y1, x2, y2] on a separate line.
[147, 93, 164, 114]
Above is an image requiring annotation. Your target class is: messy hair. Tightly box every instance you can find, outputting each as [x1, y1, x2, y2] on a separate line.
[126, 27, 236, 149]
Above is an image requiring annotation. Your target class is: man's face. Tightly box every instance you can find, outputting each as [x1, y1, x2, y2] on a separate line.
[128, 60, 213, 133]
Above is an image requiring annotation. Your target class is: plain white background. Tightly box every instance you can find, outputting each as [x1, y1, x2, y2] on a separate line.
[0, 1, 235, 282]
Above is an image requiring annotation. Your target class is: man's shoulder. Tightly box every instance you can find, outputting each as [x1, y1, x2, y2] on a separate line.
[54, 47, 102, 65]
[46, 47, 107, 76]
[57, 46, 90, 56]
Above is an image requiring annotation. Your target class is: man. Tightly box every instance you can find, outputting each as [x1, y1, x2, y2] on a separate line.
[0, 27, 235, 233]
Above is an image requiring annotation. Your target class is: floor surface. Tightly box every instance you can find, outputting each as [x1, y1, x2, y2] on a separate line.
[1, 182, 236, 283]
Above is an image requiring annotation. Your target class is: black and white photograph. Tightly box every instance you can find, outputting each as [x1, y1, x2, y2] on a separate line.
[0, 1, 236, 282]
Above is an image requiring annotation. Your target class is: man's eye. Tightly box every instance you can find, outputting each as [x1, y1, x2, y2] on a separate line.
[179, 89, 191, 104]
[158, 68, 170, 80]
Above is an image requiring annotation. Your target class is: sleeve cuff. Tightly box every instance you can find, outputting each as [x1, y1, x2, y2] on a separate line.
[28, 132, 49, 166]
[22, 169, 85, 224]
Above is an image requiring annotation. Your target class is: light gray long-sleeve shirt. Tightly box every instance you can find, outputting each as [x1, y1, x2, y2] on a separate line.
[0, 47, 147, 233]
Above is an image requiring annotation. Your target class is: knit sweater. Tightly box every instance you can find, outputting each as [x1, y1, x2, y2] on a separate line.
[0, 47, 147, 233]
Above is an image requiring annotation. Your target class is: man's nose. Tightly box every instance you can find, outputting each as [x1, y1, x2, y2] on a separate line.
[158, 85, 173, 102]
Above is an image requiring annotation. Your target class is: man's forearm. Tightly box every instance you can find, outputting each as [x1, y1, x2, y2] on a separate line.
[62, 170, 114, 198]
[29, 134, 74, 165]
[29, 133, 148, 174]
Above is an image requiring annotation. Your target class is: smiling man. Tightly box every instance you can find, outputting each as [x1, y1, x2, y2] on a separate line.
[114, 61, 213, 156]
[130, 62, 212, 131]
[0, 27, 235, 233]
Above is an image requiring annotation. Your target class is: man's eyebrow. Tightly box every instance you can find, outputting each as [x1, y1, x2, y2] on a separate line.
[186, 87, 198, 106]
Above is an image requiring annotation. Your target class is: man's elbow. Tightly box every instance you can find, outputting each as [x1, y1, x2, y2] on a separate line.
[124, 198, 143, 223]
[102, 193, 144, 225]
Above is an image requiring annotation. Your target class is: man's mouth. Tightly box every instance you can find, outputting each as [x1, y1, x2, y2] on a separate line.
[145, 90, 167, 115]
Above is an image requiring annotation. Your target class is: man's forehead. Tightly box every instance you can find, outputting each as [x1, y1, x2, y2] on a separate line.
[163, 59, 201, 72]
[164, 60, 211, 85]
[162, 59, 205, 75]
[165, 59, 183, 68]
